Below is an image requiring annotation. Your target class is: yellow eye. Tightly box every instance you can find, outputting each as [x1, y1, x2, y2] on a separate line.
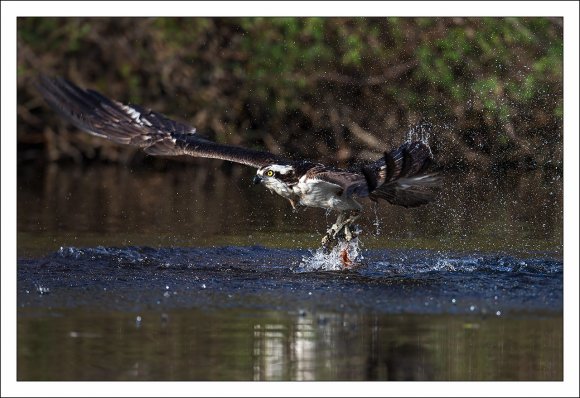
[266, 170, 274, 177]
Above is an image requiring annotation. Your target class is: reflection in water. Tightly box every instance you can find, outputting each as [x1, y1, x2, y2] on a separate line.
[291, 316, 317, 381]
[250, 311, 562, 381]
[253, 323, 288, 380]
[250, 312, 562, 381]
[252, 316, 323, 381]
[17, 309, 562, 381]
[366, 318, 434, 381]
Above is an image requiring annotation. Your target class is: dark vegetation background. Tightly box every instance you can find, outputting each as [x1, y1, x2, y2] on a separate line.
[17, 17, 563, 173]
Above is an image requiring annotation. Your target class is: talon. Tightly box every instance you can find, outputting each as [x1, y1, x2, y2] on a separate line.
[322, 211, 361, 253]
[321, 233, 337, 254]
[332, 228, 341, 240]
[344, 225, 352, 241]
[327, 223, 340, 238]
[344, 225, 360, 242]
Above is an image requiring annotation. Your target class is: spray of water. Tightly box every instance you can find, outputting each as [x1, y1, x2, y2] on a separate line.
[372, 202, 381, 236]
[298, 237, 364, 271]
[406, 121, 432, 144]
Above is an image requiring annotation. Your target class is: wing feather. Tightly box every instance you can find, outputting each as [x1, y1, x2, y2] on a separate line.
[361, 139, 441, 207]
[311, 169, 369, 198]
[37, 76, 284, 168]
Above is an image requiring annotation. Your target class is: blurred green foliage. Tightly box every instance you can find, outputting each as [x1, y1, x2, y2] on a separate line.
[17, 17, 562, 171]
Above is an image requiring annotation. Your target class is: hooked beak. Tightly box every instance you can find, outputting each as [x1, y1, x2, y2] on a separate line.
[252, 175, 262, 185]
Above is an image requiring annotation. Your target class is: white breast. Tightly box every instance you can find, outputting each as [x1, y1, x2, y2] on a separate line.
[293, 177, 361, 211]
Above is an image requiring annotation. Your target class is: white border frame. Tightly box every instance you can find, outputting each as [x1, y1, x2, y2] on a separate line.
[2, 2, 578, 397]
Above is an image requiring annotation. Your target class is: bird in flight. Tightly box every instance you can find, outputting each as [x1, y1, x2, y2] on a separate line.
[37, 76, 441, 253]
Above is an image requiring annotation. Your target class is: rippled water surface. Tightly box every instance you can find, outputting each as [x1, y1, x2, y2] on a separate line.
[17, 164, 563, 381]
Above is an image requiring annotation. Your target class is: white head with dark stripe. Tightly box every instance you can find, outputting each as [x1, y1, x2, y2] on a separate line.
[253, 164, 297, 199]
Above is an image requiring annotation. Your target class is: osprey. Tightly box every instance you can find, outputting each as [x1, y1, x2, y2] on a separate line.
[37, 76, 440, 252]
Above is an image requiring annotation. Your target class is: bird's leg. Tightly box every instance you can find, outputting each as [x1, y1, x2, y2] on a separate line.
[331, 210, 361, 240]
[321, 210, 362, 252]
[341, 210, 362, 241]
[322, 212, 346, 252]
[327, 212, 346, 237]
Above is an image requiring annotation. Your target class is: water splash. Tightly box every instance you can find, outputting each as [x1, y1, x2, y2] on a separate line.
[406, 120, 432, 144]
[298, 238, 364, 272]
[372, 202, 381, 236]
[370, 253, 563, 275]
[50, 245, 562, 275]
[34, 283, 50, 295]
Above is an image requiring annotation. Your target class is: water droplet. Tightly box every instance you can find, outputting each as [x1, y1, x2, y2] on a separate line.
[35, 284, 50, 295]
[201, 284, 206, 289]
[470, 305, 476, 311]
[451, 298, 456, 304]
[496, 311, 501, 316]
[163, 291, 170, 298]
[372, 202, 381, 236]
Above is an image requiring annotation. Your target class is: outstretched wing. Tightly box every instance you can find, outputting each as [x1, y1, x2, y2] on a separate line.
[361, 140, 441, 208]
[37, 76, 285, 168]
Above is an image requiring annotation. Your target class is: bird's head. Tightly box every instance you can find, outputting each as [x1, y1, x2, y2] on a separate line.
[253, 164, 297, 199]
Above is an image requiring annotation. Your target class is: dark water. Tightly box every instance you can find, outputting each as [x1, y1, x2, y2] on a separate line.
[17, 163, 563, 381]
